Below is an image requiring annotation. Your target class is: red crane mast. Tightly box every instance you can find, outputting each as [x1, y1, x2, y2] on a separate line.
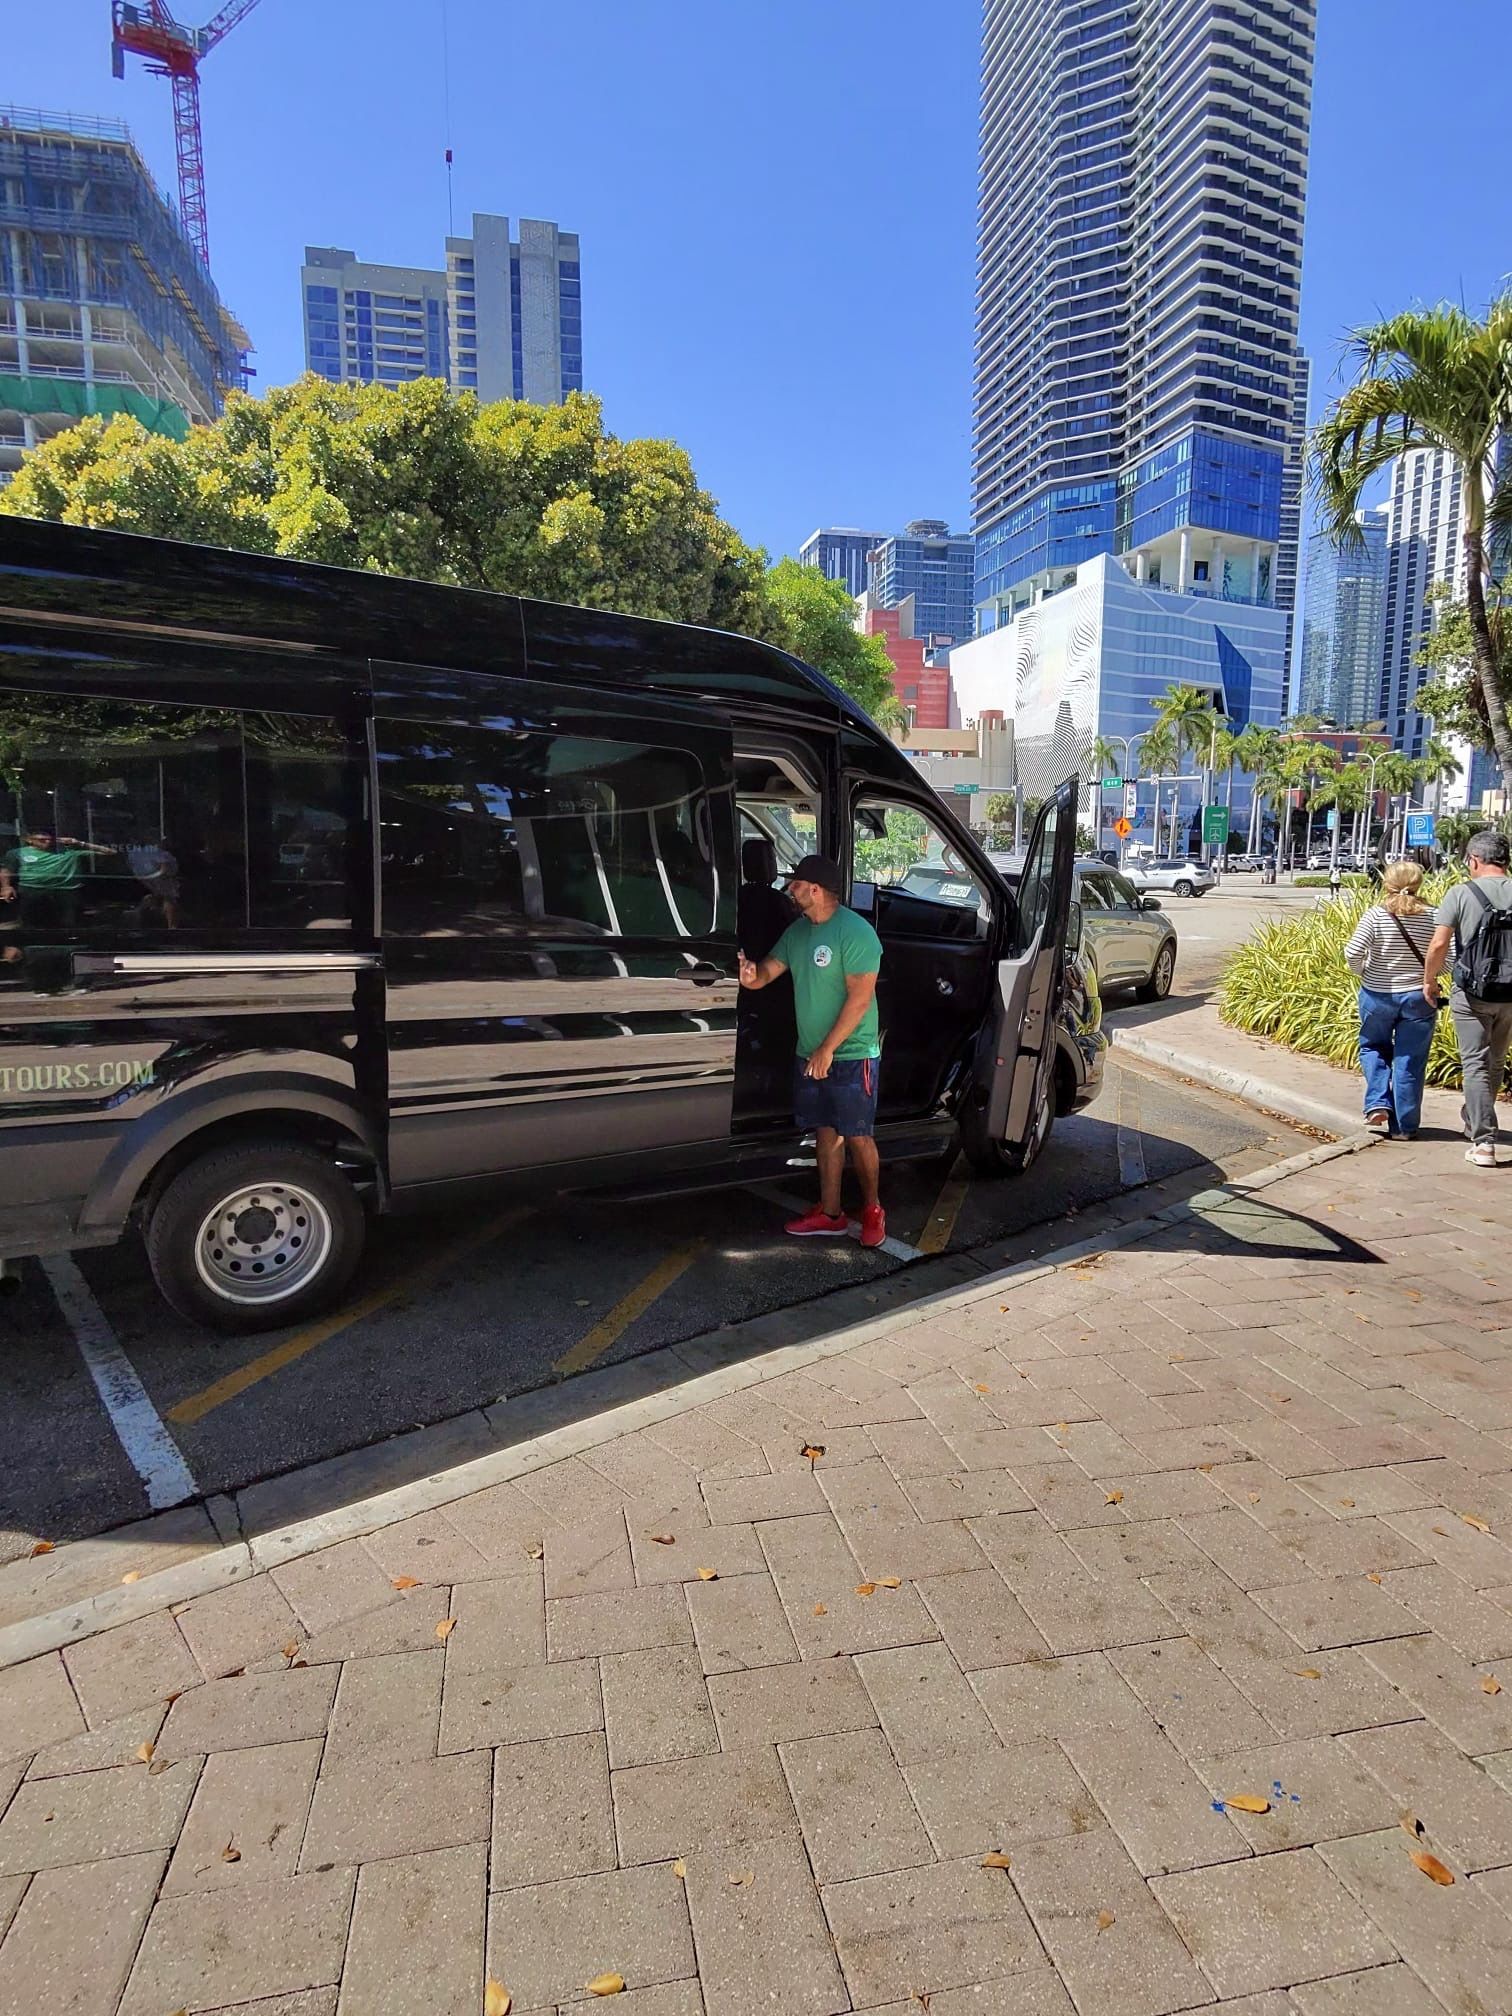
[110, 0, 264, 266]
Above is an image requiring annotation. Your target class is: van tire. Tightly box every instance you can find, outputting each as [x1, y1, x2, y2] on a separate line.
[959, 1087, 1053, 1178]
[146, 1139, 364, 1334]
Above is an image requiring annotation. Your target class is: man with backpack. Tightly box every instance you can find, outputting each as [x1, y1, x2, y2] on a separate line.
[1422, 829, 1512, 1166]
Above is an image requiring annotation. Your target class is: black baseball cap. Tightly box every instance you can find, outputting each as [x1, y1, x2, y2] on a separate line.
[785, 853, 846, 897]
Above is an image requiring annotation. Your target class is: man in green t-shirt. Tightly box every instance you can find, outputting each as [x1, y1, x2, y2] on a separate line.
[0, 829, 108, 928]
[739, 852, 887, 1247]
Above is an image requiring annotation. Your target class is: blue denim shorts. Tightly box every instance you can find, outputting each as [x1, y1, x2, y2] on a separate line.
[793, 1054, 880, 1138]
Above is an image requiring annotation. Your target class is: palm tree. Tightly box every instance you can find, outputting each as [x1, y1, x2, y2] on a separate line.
[1231, 724, 1281, 853]
[1150, 682, 1228, 856]
[1088, 734, 1123, 850]
[1374, 751, 1421, 855]
[1311, 761, 1371, 872]
[1138, 721, 1179, 858]
[1313, 296, 1512, 786]
[1419, 734, 1463, 817]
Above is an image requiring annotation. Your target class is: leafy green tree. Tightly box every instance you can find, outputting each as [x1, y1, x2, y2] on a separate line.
[1313, 296, 1512, 784]
[1412, 579, 1512, 756]
[1, 376, 771, 635]
[759, 558, 900, 723]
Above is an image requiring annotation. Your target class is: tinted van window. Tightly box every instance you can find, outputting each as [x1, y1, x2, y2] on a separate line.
[377, 721, 723, 939]
[0, 694, 355, 937]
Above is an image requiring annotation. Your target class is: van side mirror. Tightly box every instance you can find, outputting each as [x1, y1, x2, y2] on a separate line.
[1065, 899, 1084, 950]
[850, 880, 877, 916]
[1142, 894, 1162, 911]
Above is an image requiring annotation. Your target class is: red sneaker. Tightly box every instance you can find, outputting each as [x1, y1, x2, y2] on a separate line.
[859, 1204, 887, 1249]
[784, 1207, 849, 1238]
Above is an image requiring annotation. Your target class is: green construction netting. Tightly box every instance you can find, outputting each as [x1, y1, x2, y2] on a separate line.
[0, 374, 190, 442]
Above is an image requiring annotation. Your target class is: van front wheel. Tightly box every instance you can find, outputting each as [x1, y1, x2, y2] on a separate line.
[146, 1139, 365, 1334]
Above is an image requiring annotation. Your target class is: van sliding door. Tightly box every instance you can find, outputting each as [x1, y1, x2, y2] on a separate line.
[373, 671, 739, 1189]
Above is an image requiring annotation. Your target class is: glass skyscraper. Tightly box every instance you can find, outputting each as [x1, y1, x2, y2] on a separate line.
[867, 521, 977, 647]
[1297, 509, 1389, 726]
[797, 528, 884, 599]
[301, 214, 580, 405]
[973, 0, 1316, 630]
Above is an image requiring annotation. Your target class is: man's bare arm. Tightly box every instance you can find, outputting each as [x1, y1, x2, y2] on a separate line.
[738, 954, 788, 990]
[1422, 923, 1453, 1002]
[805, 970, 878, 1079]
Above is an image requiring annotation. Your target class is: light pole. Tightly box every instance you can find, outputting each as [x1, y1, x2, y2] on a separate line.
[1103, 733, 1145, 861]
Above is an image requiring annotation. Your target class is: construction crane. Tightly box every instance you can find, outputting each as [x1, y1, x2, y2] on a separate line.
[110, 0, 264, 267]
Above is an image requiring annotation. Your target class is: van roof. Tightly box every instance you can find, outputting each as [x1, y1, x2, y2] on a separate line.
[0, 513, 869, 727]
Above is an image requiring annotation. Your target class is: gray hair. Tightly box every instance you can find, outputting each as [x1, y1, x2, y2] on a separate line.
[1467, 829, 1511, 868]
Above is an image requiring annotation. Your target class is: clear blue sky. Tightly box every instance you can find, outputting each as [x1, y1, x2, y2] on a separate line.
[10, 1, 1511, 557]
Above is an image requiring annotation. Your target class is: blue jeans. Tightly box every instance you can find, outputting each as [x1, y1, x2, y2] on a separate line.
[1357, 987, 1437, 1135]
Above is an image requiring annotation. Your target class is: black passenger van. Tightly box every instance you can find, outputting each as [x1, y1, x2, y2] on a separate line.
[0, 518, 1078, 1331]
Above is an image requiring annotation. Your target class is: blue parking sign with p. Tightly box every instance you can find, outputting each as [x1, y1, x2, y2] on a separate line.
[1405, 811, 1436, 846]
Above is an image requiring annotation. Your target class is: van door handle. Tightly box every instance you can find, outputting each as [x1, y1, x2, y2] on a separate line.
[683, 962, 724, 987]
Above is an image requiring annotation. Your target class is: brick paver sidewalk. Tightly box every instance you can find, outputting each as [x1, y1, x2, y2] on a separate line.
[4, 1138, 1512, 2013]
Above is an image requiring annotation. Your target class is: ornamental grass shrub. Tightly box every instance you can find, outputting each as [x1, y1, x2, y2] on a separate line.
[1219, 869, 1483, 1090]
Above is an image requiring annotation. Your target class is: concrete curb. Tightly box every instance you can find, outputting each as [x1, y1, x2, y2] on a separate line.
[0, 1126, 1374, 1673]
[1113, 1024, 1362, 1137]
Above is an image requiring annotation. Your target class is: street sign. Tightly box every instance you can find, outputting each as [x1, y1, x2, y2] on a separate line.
[1406, 810, 1436, 846]
[1326, 809, 1338, 831]
[1123, 784, 1138, 818]
[1202, 805, 1229, 846]
[951, 783, 980, 795]
[1100, 775, 1122, 788]
[1113, 816, 1133, 839]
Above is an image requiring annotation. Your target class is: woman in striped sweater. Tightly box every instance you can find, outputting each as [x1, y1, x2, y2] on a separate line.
[1342, 861, 1438, 1138]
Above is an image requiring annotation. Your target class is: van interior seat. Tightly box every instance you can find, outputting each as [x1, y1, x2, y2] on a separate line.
[738, 837, 796, 961]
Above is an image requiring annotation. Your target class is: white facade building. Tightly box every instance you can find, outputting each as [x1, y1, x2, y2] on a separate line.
[1378, 446, 1466, 758]
[949, 553, 1287, 845]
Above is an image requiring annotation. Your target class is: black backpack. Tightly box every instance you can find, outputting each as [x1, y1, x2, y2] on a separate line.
[1453, 882, 1512, 1002]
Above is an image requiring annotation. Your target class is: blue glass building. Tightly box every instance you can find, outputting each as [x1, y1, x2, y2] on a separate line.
[973, 1, 1316, 633]
[868, 521, 976, 648]
[797, 528, 884, 599]
[1297, 509, 1388, 725]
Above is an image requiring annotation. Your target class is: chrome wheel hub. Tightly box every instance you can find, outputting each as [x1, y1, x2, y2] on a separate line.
[194, 1181, 332, 1306]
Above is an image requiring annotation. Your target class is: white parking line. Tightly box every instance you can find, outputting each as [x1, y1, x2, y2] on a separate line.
[747, 1185, 924, 1262]
[1116, 1069, 1149, 1189]
[41, 1255, 199, 1511]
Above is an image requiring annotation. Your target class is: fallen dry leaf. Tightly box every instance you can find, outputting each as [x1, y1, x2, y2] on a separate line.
[1339, 1497, 1356, 1509]
[1096, 1909, 1116, 1932]
[812, 1603, 827, 1616]
[484, 1982, 513, 2016]
[980, 1851, 1012, 1869]
[1225, 1794, 1271, 1814]
[1294, 1668, 1322, 1680]
[1482, 1673, 1503, 1695]
[648, 1534, 676, 1546]
[1197, 1463, 1214, 1474]
[1105, 1490, 1124, 1505]
[801, 1444, 826, 1463]
[281, 1642, 299, 1662]
[879, 1575, 903, 1589]
[29, 1539, 54, 1557]
[390, 1574, 421, 1591]
[134, 1741, 154, 1765]
[1400, 1812, 1425, 1839]
[672, 1859, 686, 1880]
[147, 1758, 171, 1775]
[221, 1841, 240, 1864]
[855, 1582, 877, 1597]
[1432, 1526, 1450, 1537]
[727, 1870, 754, 1886]
[1411, 1850, 1455, 1885]
[1366, 1573, 1383, 1585]
[1461, 1513, 1492, 1534]
[435, 1617, 457, 1641]
[120, 1571, 141, 1585]
[526, 1543, 544, 1561]
[696, 1567, 719, 1582]
[586, 1972, 626, 1995]
[974, 1382, 991, 1394]
[1247, 1492, 1262, 1504]
[1054, 1422, 1069, 1435]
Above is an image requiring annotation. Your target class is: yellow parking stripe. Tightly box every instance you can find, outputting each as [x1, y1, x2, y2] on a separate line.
[166, 1201, 534, 1427]
[553, 1242, 704, 1379]
[916, 1152, 973, 1256]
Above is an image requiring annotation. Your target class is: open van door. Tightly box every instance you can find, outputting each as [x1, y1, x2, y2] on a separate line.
[961, 775, 1078, 1174]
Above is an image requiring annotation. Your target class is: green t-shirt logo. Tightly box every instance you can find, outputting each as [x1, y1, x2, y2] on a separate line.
[813, 944, 833, 969]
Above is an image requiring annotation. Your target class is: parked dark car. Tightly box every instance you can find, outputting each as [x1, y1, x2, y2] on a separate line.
[0, 518, 1081, 1329]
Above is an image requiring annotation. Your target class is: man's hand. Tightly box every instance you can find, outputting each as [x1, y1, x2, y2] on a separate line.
[804, 1046, 835, 1081]
[738, 957, 760, 989]
[1423, 977, 1440, 1007]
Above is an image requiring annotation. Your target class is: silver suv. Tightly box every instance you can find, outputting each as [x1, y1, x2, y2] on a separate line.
[1127, 856, 1217, 898]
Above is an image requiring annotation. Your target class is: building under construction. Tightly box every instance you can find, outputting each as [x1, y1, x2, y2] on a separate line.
[0, 107, 250, 480]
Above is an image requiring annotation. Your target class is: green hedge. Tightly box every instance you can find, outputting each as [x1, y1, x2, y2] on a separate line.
[1219, 870, 1492, 1091]
[1293, 873, 1372, 889]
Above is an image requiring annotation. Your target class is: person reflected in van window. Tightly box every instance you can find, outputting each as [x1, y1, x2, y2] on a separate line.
[0, 827, 111, 929]
[738, 853, 887, 1249]
[128, 833, 182, 929]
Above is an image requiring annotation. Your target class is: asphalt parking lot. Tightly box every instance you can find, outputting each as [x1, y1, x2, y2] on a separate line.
[1, 991, 1316, 1563]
